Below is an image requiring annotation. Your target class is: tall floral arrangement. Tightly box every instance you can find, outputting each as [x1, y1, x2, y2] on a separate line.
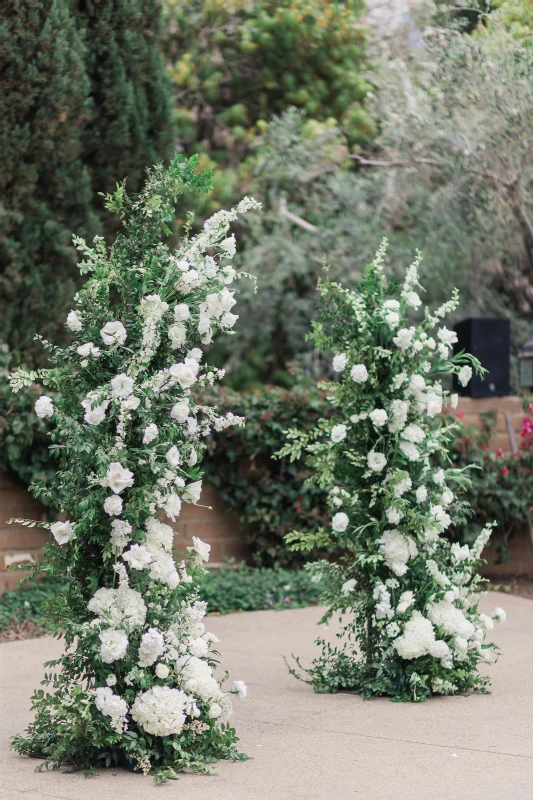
[9, 155, 259, 780]
[279, 243, 506, 702]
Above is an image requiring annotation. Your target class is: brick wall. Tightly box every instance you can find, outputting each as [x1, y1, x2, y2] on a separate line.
[0, 475, 247, 594]
[454, 395, 526, 454]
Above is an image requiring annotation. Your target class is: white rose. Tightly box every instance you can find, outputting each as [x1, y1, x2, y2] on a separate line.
[66, 311, 83, 332]
[221, 311, 238, 329]
[174, 304, 190, 322]
[383, 299, 400, 311]
[106, 674, 117, 687]
[188, 536, 211, 562]
[50, 520, 74, 545]
[188, 449, 198, 467]
[102, 462, 134, 494]
[35, 396, 54, 418]
[208, 702, 222, 719]
[384, 311, 400, 328]
[367, 451, 387, 472]
[332, 512, 349, 532]
[170, 400, 189, 423]
[341, 578, 357, 595]
[183, 481, 202, 504]
[124, 395, 141, 411]
[399, 441, 420, 461]
[233, 680, 247, 700]
[104, 495, 123, 516]
[100, 320, 127, 346]
[332, 354, 348, 372]
[99, 629, 129, 664]
[155, 663, 170, 680]
[142, 423, 158, 444]
[169, 359, 199, 389]
[110, 374, 135, 399]
[458, 366, 472, 387]
[433, 469, 446, 486]
[331, 424, 347, 443]
[166, 446, 181, 467]
[122, 544, 153, 570]
[393, 327, 415, 351]
[350, 364, 368, 383]
[369, 409, 388, 427]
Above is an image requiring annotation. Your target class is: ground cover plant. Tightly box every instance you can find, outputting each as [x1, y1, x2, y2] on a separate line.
[8, 154, 260, 781]
[280, 243, 506, 701]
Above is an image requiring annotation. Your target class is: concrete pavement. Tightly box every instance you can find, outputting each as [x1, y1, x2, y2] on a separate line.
[1, 591, 532, 800]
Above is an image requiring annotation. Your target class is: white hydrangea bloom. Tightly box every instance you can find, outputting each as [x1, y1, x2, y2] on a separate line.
[332, 512, 349, 532]
[142, 423, 158, 444]
[350, 364, 368, 383]
[394, 610, 436, 660]
[138, 628, 165, 667]
[104, 495, 123, 516]
[369, 409, 388, 427]
[131, 686, 188, 736]
[378, 529, 418, 576]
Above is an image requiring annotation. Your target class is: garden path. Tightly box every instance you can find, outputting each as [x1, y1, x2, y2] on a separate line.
[0, 591, 532, 800]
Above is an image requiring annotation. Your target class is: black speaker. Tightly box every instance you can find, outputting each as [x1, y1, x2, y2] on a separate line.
[453, 318, 510, 397]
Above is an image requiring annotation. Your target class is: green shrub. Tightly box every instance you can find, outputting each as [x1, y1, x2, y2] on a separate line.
[202, 379, 331, 566]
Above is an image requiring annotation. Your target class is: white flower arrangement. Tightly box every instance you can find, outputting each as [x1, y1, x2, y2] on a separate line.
[280, 241, 501, 701]
[10, 156, 259, 780]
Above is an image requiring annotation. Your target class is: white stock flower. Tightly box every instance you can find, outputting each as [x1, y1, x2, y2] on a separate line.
[50, 520, 74, 545]
[66, 310, 83, 332]
[332, 512, 349, 532]
[441, 488, 454, 507]
[384, 299, 400, 311]
[331, 424, 347, 443]
[332, 353, 348, 372]
[437, 327, 458, 346]
[95, 687, 128, 721]
[233, 680, 247, 699]
[138, 628, 165, 667]
[168, 322, 187, 349]
[430, 504, 451, 532]
[384, 311, 400, 328]
[378, 529, 418, 576]
[142, 423, 158, 444]
[388, 400, 409, 433]
[393, 327, 415, 351]
[100, 320, 127, 346]
[415, 485, 427, 503]
[102, 462, 134, 494]
[397, 591, 414, 614]
[399, 441, 420, 461]
[401, 424, 425, 443]
[341, 578, 357, 595]
[433, 469, 446, 486]
[367, 451, 387, 472]
[110, 519, 132, 553]
[458, 366, 473, 387]
[35, 396, 54, 418]
[425, 391, 443, 417]
[165, 492, 182, 521]
[369, 409, 388, 427]
[99, 629, 129, 663]
[350, 364, 368, 383]
[386, 508, 403, 525]
[166, 445, 181, 467]
[188, 536, 211, 562]
[427, 600, 474, 639]
[450, 393, 459, 409]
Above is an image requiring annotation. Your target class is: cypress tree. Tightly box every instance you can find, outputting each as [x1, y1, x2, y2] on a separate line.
[0, 0, 174, 365]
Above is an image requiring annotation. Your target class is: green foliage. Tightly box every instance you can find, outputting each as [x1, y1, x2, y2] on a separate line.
[221, 4, 532, 387]
[162, 0, 374, 217]
[0, 0, 174, 366]
[281, 245, 502, 701]
[201, 379, 330, 566]
[8, 155, 261, 780]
